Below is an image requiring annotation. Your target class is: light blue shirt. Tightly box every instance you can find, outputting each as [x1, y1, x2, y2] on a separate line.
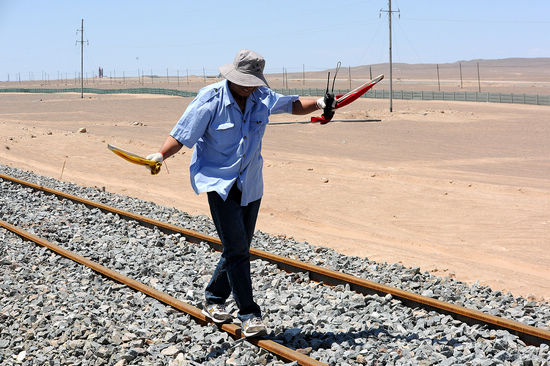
[170, 80, 298, 206]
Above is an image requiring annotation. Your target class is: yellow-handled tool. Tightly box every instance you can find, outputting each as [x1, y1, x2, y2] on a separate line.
[107, 144, 162, 175]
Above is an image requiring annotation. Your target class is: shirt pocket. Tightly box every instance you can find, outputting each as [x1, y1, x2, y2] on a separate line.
[207, 119, 238, 153]
[250, 109, 269, 136]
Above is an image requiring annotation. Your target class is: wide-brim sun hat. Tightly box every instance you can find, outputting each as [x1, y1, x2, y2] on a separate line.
[219, 49, 269, 88]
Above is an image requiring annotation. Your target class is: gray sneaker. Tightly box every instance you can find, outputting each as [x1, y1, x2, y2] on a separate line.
[202, 303, 232, 324]
[241, 316, 267, 337]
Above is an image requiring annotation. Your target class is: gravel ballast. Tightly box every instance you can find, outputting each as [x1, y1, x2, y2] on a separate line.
[1, 165, 549, 365]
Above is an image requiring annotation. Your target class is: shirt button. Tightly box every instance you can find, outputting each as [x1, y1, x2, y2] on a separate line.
[244, 136, 247, 139]
[243, 153, 246, 158]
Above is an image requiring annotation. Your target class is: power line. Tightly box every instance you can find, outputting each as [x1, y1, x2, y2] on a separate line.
[404, 17, 550, 24]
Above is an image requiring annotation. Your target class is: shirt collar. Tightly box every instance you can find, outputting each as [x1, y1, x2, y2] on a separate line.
[222, 80, 259, 108]
[222, 80, 233, 107]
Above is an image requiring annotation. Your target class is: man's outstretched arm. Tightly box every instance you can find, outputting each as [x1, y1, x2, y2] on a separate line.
[291, 98, 320, 115]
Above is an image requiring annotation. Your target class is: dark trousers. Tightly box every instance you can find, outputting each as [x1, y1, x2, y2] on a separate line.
[205, 184, 262, 321]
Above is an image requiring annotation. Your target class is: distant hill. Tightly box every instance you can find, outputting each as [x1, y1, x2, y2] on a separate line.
[282, 58, 550, 81]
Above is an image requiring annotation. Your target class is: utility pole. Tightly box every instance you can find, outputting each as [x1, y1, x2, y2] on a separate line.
[380, 1, 399, 112]
[76, 19, 88, 99]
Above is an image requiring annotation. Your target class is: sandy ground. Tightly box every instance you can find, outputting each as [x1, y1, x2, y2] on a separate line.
[0, 88, 549, 302]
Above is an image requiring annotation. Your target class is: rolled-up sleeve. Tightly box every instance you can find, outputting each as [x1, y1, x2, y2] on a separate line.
[260, 89, 299, 115]
[170, 100, 213, 148]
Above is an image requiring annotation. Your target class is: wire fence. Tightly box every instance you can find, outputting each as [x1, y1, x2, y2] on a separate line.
[1, 87, 549, 106]
[282, 88, 550, 106]
[0, 87, 196, 97]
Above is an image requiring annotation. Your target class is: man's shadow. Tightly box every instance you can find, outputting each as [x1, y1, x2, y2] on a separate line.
[199, 325, 463, 363]
[269, 119, 381, 126]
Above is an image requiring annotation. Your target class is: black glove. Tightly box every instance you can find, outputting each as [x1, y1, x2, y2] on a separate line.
[322, 92, 335, 123]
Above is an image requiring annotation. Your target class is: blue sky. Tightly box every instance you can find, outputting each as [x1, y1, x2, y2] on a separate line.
[1, 0, 549, 80]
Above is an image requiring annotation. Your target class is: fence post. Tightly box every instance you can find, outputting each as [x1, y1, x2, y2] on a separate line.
[436, 64, 441, 91]
[477, 62, 481, 92]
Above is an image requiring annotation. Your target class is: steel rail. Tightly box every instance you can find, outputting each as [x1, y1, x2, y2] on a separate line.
[1, 172, 549, 346]
[0, 219, 327, 366]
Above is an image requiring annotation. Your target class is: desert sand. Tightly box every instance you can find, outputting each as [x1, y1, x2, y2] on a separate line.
[1, 71, 549, 302]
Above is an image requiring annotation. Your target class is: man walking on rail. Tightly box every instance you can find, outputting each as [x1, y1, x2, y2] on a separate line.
[147, 49, 335, 337]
